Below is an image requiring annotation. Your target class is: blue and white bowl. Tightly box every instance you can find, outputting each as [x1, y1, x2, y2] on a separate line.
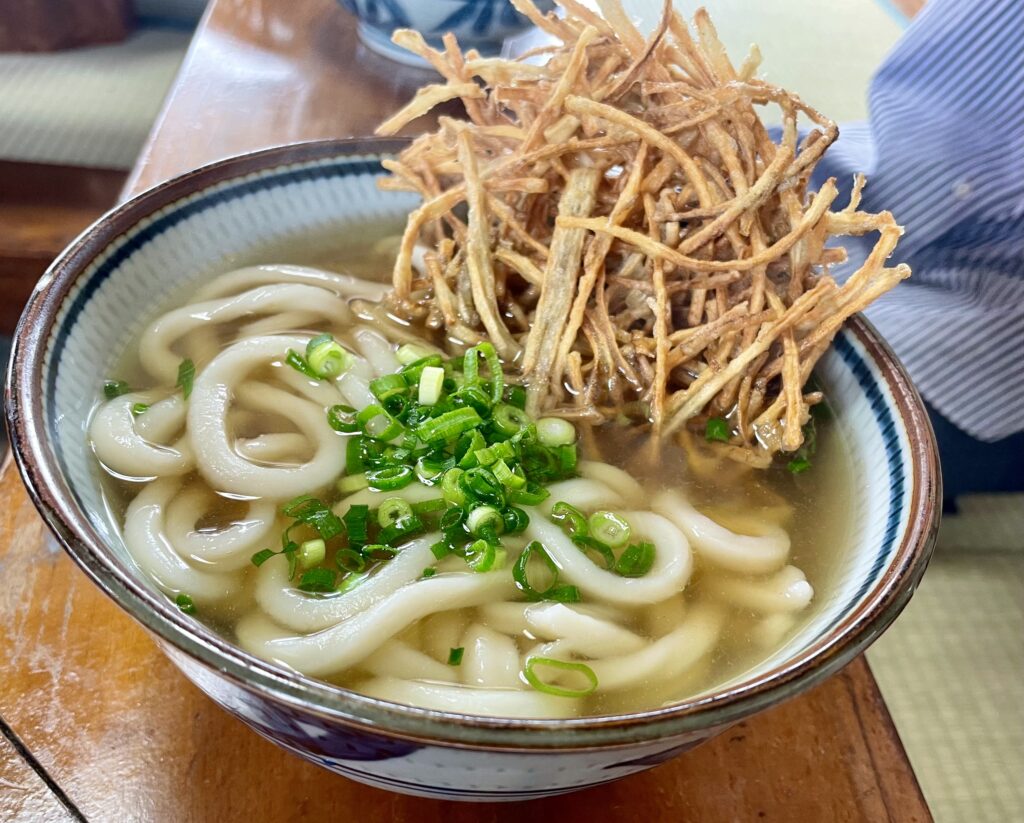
[5, 139, 941, 801]
[339, 0, 555, 65]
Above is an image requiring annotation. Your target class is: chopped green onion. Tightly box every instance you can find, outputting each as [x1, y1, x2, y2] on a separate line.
[364, 543, 398, 561]
[787, 456, 812, 474]
[251, 548, 276, 567]
[357, 404, 404, 440]
[415, 407, 483, 443]
[536, 417, 577, 447]
[175, 593, 197, 615]
[378, 514, 424, 545]
[298, 568, 337, 593]
[615, 541, 656, 577]
[342, 504, 370, 549]
[457, 430, 487, 468]
[491, 458, 526, 489]
[460, 467, 505, 506]
[503, 384, 528, 410]
[523, 657, 598, 698]
[430, 541, 452, 560]
[411, 498, 447, 516]
[130, 402, 150, 417]
[453, 384, 492, 415]
[492, 403, 531, 436]
[336, 548, 367, 573]
[421, 567, 437, 578]
[550, 501, 588, 537]
[378, 497, 414, 527]
[369, 372, 408, 401]
[397, 343, 433, 365]
[401, 354, 444, 382]
[298, 538, 326, 569]
[512, 541, 581, 603]
[415, 455, 451, 485]
[502, 507, 530, 534]
[327, 404, 359, 433]
[441, 468, 467, 505]
[587, 511, 631, 549]
[418, 366, 446, 406]
[366, 464, 414, 491]
[447, 647, 465, 666]
[286, 349, 320, 380]
[337, 472, 369, 494]
[466, 539, 504, 572]
[346, 436, 368, 474]
[705, 417, 730, 443]
[176, 358, 196, 399]
[466, 505, 504, 537]
[306, 334, 353, 379]
[510, 483, 550, 506]
[282, 495, 343, 540]
[103, 380, 131, 399]
[463, 342, 503, 404]
[474, 440, 514, 466]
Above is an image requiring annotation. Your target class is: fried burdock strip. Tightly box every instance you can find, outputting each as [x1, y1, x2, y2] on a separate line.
[373, 0, 908, 464]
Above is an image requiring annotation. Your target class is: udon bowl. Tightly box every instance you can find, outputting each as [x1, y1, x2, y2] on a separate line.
[5, 139, 940, 801]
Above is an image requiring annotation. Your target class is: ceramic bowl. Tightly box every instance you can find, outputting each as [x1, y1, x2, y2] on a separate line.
[5, 139, 940, 801]
[338, 0, 555, 66]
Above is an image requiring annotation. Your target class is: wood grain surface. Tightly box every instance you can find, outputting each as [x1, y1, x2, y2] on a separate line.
[0, 1, 931, 820]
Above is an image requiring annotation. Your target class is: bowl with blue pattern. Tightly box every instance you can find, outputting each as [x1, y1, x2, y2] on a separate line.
[5, 139, 941, 801]
[338, 0, 555, 66]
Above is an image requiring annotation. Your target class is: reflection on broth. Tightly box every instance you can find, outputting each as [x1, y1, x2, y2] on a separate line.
[90, 240, 851, 719]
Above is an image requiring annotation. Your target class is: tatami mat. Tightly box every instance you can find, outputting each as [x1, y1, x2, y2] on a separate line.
[0, 27, 191, 169]
[868, 497, 1024, 823]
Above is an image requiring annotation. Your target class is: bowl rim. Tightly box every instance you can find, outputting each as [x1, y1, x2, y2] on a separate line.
[4, 137, 941, 751]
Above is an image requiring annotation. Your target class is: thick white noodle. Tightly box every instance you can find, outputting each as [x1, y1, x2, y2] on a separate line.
[653, 489, 790, 574]
[254, 535, 437, 632]
[235, 433, 312, 463]
[139, 284, 353, 384]
[357, 677, 577, 718]
[188, 335, 344, 498]
[239, 310, 319, 337]
[122, 478, 241, 602]
[460, 624, 523, 689]
[524, 509, 693, 605]
[338, 371, 377, 411]
[90, 392, 193, 478]
[163, 485, 277, 571]
[194, 264, 390, 301]
[477, 602, 532, 635]
[421, 610, 470, 664]
[236, 571, 515, 677]
[708, 565, 814, 613]
[524, 602, 647, 657]
[266, 365, 346, 409]
[362, 640, 458, 683]
[577, 461, 645, 508]
[587, 603, 725, 691]
[353, 327, 400, 376]
[539, 477, 623, 515]
[751, 613, 800, 648]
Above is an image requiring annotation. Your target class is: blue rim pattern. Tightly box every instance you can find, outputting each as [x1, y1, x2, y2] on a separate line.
[26, 146, 927, 760]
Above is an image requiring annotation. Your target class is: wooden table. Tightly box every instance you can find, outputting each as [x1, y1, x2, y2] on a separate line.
[0, 1, 932, 820]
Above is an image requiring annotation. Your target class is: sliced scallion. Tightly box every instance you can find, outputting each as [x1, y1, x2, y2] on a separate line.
[306, 334, 353, 379]
[337, 472, 369, 494]
[587, 511, 631, 549]
[466, 505, 503, 537]
[523, 657, 598, 698]
[415, 407, 482, 443]
[447, 647, 465, 666]
[492, 403, 531, 436]
[175, 593, 197, 615]
[176, 358, 196, 399]
[298, 568, 337, 593]
[378, 497, 413, 527]
[103, 379, 131, 399]
[417, 365, 446, 406]
[396, 343, 433, 365]
[536, 417, 577, 447]
[298, 538, 326, 569]
[366, 464, 415, 491]
[614, 541, 656, 577]
[705, 417, 730, 443]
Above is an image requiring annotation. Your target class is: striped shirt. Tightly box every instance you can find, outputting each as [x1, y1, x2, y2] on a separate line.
[811, 0, 1024, 441]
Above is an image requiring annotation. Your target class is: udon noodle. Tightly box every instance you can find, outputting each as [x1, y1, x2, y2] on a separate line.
[90, 255, 849, 718]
